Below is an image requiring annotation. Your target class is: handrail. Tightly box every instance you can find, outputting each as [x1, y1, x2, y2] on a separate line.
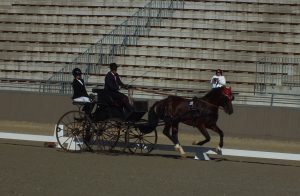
[39, 0, 184, 94]
[1, 77, 300, 108]
[255, 57, 300, 94]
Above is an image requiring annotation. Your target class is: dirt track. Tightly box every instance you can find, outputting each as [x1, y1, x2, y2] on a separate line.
[1, 121, 300, 196]
[0, 139, 300, 196]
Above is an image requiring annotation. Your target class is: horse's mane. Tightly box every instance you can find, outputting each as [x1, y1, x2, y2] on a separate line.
[201, 86, 224, 100]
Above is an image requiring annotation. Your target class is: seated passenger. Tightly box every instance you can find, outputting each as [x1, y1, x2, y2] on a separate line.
[72, 68, 93, 114]
[210, 69, 226, 88]
[104, 63, 134, 114]
[72, 68, 90, 102]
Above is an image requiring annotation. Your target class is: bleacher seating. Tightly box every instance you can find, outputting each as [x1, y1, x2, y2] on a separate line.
[0, 0, 300, 106]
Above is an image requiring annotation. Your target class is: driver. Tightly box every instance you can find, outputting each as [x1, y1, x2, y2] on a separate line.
[104, 63, 134, 114]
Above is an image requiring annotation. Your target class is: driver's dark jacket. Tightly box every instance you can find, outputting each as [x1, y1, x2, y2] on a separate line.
[104, 71, 125, 92]
[72, 78, 88, 99]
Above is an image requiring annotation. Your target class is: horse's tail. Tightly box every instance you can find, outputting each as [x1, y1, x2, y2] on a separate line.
[138, 101, 160, 134]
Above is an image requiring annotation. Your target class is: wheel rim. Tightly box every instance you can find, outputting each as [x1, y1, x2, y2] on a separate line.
[56, 111, 92, 152]
[126, 127, 157, 154]
[90, 119, 121, 151]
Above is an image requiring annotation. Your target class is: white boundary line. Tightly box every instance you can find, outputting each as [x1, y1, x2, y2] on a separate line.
[0, 131, 299, 161]
[0, 132, 56, 142]
[155, 144, 300, 161]
[208, 148, 300, 161]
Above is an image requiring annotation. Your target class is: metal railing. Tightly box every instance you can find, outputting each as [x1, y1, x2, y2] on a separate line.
[255, 57, 300, 93]
[234, 91, 300, 108]
[39, 0, 184, 94]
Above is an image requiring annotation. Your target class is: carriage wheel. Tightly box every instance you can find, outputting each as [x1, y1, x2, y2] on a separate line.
[56, 111, 93, 152]
[112, 122, 128, 152]
[125, 127, 157, 154]
[104, 119, 127, 152]
[89, 119, 123, 151]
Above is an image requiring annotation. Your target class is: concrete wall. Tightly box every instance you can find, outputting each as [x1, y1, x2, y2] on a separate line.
[0, 91, 74, 124]
[218, 105, 300, 141]
[0, 91, 299, 141]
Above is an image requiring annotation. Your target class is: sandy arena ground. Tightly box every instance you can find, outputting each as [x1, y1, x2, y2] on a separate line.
[0, 120, 300, 196]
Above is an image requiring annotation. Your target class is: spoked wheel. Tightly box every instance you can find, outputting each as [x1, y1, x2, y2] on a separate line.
[125, 127, 157, 154]
[89, 119, 123, 152]
[113, 123, 128, 152]
[56, 111, 93, 152]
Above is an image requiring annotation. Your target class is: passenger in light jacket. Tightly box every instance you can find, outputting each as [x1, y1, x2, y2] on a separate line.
[210, 69, 226, 88]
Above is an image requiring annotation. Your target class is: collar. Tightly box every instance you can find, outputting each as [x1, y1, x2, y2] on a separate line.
[76, 79, 83, 85]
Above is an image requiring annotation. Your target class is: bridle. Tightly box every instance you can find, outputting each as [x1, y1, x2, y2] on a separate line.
[223, 86, 234, 101]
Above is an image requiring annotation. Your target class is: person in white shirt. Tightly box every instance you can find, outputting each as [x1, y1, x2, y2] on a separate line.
[210, 69, 226, 88]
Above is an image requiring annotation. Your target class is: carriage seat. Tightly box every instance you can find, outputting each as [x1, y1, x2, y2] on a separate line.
[92, 88, 104, 94]
[92, 88, 121, 107]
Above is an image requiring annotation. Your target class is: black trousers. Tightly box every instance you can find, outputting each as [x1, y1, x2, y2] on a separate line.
[108, 91, 134, 113]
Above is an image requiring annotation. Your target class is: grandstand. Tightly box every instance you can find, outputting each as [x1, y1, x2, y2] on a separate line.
[0, 0, 300, 107]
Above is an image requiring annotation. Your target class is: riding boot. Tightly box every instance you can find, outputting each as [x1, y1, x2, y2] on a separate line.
[82, 103, 94, 119]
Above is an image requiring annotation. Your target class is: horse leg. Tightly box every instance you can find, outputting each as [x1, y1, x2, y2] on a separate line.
[192, 125, 211, 146]
[210, 124, 224, 153]
[162, 123, 176, 144]
[162, 123, 186, 158]
[171, 122, 186, 158]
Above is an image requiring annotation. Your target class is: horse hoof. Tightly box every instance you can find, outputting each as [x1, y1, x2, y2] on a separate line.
[216, 147, 222, 154]
[174, 144, 180, 151]
[174, 144, 186, 157]
[180, 153, 187, 159]
[192, 140, 198, 145]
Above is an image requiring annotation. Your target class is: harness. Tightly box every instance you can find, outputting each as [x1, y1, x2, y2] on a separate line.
[185, 98, 223, 127]
[198, 99, 221, 110]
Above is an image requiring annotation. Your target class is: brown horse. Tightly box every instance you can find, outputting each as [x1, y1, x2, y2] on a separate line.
[147, 86, 234, 157]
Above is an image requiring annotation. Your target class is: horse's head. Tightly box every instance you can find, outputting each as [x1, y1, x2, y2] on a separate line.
[220, 86, 234, 115]
[201, 86, 234, 114]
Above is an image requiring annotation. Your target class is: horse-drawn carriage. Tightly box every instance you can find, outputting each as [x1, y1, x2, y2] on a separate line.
[55, 88, 158, 154]
[56, 86, 234, 157]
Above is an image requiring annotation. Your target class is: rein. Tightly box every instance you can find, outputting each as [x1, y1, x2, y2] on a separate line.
[131, 87, 225, 110]
[198, 99, 224, 111]
[132, 87, 224, 110]
[132, 87, 184, 97]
